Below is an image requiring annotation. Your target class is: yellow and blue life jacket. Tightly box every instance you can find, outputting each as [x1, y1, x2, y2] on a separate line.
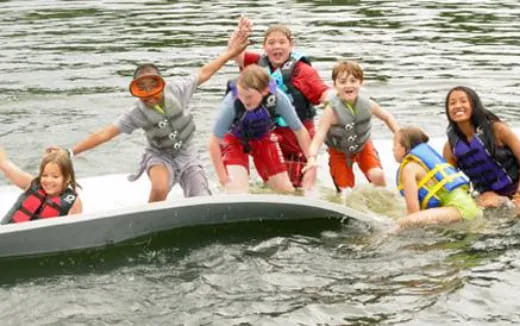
[396, 143, 469, 209]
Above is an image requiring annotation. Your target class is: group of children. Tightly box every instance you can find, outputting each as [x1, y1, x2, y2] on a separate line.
[2, 17, 520, 231]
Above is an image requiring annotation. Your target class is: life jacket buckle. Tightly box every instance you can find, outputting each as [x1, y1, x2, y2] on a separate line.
[168, 131, 178, 140]
[158, 120, 168, 128]
[345, 123, 354, 130]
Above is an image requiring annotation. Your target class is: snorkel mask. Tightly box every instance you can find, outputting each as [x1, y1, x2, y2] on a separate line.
[129, 74, 165, 100]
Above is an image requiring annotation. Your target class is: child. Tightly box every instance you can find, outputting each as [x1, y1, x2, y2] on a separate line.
[442, 86, 520, 209]
[303, 60, 399, 193]
[208, 64, 312, 194]
[62, 22, 250, 203]
[230, 18, 330, 188]
[393, 127, 481, 229]
[0, 147, 82, 224]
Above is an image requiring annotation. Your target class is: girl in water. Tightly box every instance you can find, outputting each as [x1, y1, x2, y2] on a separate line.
[443, 86, 520, 210]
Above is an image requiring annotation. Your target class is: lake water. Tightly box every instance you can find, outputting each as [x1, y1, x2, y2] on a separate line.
[1, 0, 520, 325]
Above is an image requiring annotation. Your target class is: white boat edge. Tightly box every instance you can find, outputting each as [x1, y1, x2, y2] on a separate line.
[0, 194, 386, 259]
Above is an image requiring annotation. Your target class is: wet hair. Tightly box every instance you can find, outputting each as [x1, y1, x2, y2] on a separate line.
[133, 63, 161, 79]
[35, 148, 78, 193]
[237, 64, 270, 92]
[397, 127, 429, 152]
[263, 24, 293, 44]
[332, 60, 364, 83]
[445, 86, 501, 154]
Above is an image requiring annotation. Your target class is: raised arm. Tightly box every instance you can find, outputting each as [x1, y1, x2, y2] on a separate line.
[0, 146, 33, 190]
[197, 18, 251, 85]
[227, 16, 253, 69]
[371, 100, 399, 133]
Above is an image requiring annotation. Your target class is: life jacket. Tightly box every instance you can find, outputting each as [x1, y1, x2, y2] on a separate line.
[229, 81, 278, 152]
[140, 84, 196, 153]
[448, 126, 519, 195]
[4, 180, 77, 223]
[396, 143, 469, 209]
[257, 52, 316, 123]
[324, 91, 372, 154]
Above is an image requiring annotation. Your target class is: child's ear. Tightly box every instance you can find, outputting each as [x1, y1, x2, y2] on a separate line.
[261, 88, 270, 96]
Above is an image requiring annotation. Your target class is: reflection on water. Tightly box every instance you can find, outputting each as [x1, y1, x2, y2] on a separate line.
[1, 0, 520, 324]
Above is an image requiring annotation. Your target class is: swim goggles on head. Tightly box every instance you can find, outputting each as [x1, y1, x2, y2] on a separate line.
[129, 75, 165, 98]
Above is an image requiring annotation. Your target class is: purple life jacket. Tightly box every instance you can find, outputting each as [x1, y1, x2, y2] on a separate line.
[229, 81, 278, 150]
[448, 127, 519, 196]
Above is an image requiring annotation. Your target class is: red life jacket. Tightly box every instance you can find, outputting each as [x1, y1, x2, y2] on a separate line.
[5, 180, 77, 223]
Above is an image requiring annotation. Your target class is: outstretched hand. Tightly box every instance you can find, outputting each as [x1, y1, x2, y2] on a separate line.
[227, 16, 252, 56]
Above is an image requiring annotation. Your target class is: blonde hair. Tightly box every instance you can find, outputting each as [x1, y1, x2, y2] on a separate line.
[237, 64, 270, 92]
[263, 24, 293, 44]
[36, 148, 78, 192]
[332, 60, 364, 83]
[397, 127, 429, 152]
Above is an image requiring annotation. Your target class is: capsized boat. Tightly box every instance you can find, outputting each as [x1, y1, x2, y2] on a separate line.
[0, 174, 383, 259]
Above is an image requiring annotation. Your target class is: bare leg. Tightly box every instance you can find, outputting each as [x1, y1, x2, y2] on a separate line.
[266, 171, 295, 193]
[225, 165, 250, 194]
[148, 164, 171, 202]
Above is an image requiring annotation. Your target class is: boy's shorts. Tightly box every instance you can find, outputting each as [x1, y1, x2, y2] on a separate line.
[129, 148, 211, 197]
[328, 140, 382, 189]
[222, 133, 287, 181]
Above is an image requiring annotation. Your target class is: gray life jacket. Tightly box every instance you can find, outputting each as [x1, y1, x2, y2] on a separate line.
[139, 86, 195, 153]
[324, 91, 372, 154]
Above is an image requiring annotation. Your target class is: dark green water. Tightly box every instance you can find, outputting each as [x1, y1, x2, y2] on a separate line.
[1, 1, 520, 325]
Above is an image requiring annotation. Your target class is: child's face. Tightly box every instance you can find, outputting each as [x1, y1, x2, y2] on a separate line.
[130, 74, 165, 108]
[392, 133, 407, 163]
[447, 90, 472, 123]
[237, 85, 267, 110]
[334, 72, 362, 103]
[263, 31, 293, 68]
[41, 162, 66, 196]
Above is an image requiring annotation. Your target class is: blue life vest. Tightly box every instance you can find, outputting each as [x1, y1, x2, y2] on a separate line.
[448, 126, 519, 196]
[396, 143, 469, 209]
[258, 51, 316, 124]
[229, 81, 278, 152]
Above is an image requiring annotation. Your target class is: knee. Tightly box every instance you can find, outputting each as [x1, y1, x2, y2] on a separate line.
[275, 181, 295, 193]
[150, 183, 169, 201]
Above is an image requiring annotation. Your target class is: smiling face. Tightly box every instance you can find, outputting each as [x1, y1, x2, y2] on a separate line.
[40, 162, 67, 196]
[334, 71, 362, 103]
[447, 89, 473, 123]
[263, 30, 293, 69]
